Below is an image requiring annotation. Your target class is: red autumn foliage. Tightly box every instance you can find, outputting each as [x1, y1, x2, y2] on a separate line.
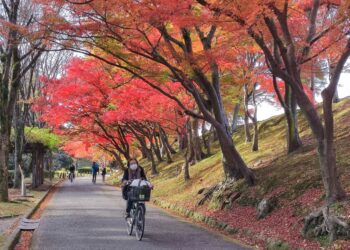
[34, 57, 190, 157]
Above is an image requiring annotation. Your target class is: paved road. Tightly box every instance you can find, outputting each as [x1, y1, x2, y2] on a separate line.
[31, 177, 250, 250]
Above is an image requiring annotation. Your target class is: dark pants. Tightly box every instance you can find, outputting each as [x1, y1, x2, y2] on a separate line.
[92, 172, 97, 182]
[126, 199, 133, 213]
[123, 185, 132, 213]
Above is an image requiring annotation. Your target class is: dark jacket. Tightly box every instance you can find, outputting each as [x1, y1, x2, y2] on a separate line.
[122, 166, 146, 182]
[121, 166, 147, 200]
[69, 165, 75, 173]
[101, 168, 106, 175]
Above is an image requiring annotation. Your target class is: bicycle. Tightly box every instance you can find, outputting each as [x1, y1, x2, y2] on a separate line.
[68, 172, 74, 183]
[124, 180, 152, 241]
[125, 200, 146, 240]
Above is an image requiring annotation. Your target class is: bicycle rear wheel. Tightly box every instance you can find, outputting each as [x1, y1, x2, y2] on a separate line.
[135, 205, 145, 241]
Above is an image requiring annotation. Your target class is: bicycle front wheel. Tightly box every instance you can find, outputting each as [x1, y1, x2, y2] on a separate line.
[135, 205, 145, 241]
[126, 209, 134, 235]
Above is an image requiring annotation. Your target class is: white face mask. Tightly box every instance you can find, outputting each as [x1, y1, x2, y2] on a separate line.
[130, 164, 138, 170]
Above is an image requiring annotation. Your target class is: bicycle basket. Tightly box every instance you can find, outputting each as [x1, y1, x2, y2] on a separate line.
[128, 186, 151, 201]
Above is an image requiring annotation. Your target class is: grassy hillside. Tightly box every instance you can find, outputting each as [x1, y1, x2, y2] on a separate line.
[110, 97, 350, 249]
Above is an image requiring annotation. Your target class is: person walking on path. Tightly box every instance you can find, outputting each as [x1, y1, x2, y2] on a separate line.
[91, 161, 99, 183]
[68, 164, 75, 182]
[101, 167, 106, 182]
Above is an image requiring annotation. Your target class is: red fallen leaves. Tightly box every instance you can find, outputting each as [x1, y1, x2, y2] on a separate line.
[200, 203, 321, 249]
[179, 187, 350, 249]
[295, 188, 323, 208]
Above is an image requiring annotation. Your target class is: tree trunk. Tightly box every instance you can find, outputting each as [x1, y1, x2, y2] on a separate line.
[273, 78, 302, 153]
[159, 127, 172, 163]
[284, 103, 302, 153]
[31, 149, 38, 188]
[183, 157, 190, 181]
[151, 138, 163, 163]
[186, 120, 195, 165]
[231, 103, 240, 134]
[251, 119, 258, 151]
[31, 145, 45, 188]
[244, 113, 251, 143]
[250, 84, 258, 152]
[159, 137, 166, 158]
[328, 62, 340, 104]
[201, 121, 211, 156]
[216, 127, 255, 184]
[147, 148, 157, 175]
[0, 133, 10, 201]
[321, 90, 346, 203]
[285, 79, 345, 203]
[48, 151, 53, 181]
[210, 125, 218, 141]
[114, 153, 125, 169]
[14, 101, 26, 188]
[243, 85, 252, 143]
[183, 121, 193, 181]
[139, 146, 148, 159]
[39, 150, 44, 186]
[136, 135, 157, 175]
[159, 126, 176, 154]
[332, 87, 340, 103]
[191, 118, 203, 162]
[177, 127, 187, 152]
[285, 86, 302, 153]
[210, 94, 255, 184]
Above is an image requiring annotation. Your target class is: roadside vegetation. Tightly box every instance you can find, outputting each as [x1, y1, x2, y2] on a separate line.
[109, 97, 350, 249]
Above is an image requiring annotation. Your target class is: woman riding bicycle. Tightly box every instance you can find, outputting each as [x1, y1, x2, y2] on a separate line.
[122, 158, 147, 217]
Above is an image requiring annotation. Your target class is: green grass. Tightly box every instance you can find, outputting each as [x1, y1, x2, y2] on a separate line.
[0, 190, 45, 218]
[0, 187, 50, 247]
[0, 176, 60, 249]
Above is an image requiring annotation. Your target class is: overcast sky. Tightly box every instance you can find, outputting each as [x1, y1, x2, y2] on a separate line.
[257, 73, 350, 121]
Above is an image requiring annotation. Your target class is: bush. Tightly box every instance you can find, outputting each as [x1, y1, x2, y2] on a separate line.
[77, 166, 92, 174]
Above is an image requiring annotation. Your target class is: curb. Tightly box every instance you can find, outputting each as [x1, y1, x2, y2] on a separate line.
[0, 215, 20, 220]
[1, 180, 63, 250]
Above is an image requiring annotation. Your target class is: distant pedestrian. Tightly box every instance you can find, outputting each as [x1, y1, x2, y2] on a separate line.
[69, 164, 75, 182]
[69, 164, 75, 178]
[101, 167, 107, 182]
[91, 161, 99, 183]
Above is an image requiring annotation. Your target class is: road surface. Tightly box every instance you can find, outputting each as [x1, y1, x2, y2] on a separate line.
[31, 177, 251, 250]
